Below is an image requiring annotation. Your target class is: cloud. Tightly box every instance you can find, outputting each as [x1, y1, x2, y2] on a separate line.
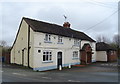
[1, 1, 118, 46]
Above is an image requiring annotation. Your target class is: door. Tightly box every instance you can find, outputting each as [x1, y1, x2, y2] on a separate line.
[87, 52, 92, 64]
[22, 50, 24, 65]
[57, 52, 62, 68]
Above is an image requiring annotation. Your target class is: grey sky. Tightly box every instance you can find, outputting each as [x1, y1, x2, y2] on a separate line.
[1, 0, 119, 46]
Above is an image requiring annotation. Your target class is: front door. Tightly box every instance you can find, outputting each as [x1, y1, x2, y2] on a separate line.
[57, 52, 62, 68]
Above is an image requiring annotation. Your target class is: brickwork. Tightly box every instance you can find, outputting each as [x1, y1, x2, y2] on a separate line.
[107, 51, 117, 62]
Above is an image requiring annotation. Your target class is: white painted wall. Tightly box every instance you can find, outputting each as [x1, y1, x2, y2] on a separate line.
[11, 20, 28, 65]
[96, 51, 107, 61]
[33, 32, 81, 68]
[11, 20, 34, 68]
[11, 19, 96, 71]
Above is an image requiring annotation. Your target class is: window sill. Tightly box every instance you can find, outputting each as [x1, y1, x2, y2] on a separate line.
[44, 41, 52, 43]
[73, 45, 79, 47]
[57, 42, 63, 44]
[72, 58, 79, 60]
[42, 61, 53, 63]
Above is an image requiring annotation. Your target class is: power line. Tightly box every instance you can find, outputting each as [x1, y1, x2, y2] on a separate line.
[89, 0, 117, 9]
[83, 9, 119, 32]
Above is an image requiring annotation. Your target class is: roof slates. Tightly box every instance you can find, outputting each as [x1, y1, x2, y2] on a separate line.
[23, 17, 95, 42]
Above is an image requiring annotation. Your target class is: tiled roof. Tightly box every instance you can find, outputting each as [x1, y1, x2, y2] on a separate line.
[96, 42, 116, 51]
[23, 17, 95, 42]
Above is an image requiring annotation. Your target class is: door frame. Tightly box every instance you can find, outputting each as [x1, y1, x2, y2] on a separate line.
[57, 52, 62, 68]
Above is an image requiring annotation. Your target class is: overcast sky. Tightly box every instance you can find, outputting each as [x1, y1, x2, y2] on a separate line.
[0, 0, 119, 46]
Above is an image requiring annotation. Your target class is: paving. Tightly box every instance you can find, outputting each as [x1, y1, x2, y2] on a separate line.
[1, 62, 119, 82]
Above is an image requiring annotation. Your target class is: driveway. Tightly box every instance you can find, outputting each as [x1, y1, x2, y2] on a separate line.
[1, 62, 119, 82]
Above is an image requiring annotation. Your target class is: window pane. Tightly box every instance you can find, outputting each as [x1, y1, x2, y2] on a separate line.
[43, 52, 45, 54]
[46, 55, 48, 61]
[49, 37, 50, 41]
[46, 52, 49, 54]
[50, 55, 52, 60]
[43, 55, 45, 61]
[73, 51, 78, 58]
[45, 34, 48, 41]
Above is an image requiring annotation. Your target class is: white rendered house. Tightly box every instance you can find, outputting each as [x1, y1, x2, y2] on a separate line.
[11, 17, 96, 71]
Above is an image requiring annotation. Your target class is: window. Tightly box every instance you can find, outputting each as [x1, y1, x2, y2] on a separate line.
[45, 34, 51, 42]
[18, 50, 20, 53]
[43, 51, 52, 62]
[58, 36, 63, 43]
[73, 51, 78, 59]
[38, 50, 41, 53]
[74, 39, 80, 46]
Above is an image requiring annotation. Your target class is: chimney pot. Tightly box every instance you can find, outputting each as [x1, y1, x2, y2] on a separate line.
[63, 22, 70, 28]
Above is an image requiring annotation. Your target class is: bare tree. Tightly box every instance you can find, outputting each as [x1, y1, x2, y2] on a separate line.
[0, 40, 7, 47]
[113, 34, 120, 48]
[96, 35, 102, 42]
[96, 35, 110, 43]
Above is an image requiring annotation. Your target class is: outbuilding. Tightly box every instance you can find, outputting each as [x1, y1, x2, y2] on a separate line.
[96, 42, 117, 62]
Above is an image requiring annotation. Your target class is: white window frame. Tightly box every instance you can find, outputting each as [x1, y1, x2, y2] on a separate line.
[73, 51, 79, 59]
[74, 39, 80, 46]
[43, 50, 52, 62]
[44, 34, 51, 42]
[58, 36, 63, 44]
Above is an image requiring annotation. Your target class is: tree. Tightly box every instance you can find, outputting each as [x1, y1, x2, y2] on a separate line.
[96, 35, 111, 43]
[110, 34, 120, 58]
[113, 34, 120, 48]
[0, 40, 11, 53]
[0, 40, 7, 47]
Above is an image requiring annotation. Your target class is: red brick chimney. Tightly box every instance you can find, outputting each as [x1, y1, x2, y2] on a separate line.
[63, 22, 70, 28]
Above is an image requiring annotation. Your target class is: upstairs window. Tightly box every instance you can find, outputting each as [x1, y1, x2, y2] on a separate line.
[45, 34, 51, 42]
[73, 51, 78, 59]
[74, 39, 80, 46]
[58, 36, 63, 43]
[43, 51, 52, 62]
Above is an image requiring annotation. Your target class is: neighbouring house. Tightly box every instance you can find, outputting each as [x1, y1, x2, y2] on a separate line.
[2, 51, 10, 63]
[96, 42, 117, 62]
[11, 17, 96, 71]
[1, 46, 11, 63]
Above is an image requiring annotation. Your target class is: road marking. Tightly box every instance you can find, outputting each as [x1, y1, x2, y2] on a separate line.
[68, 80, 80, 82]
[12, 73, 26, 76]
[42, 77, 52, 79]
[0, 71, 3, 72]
[68, 80, 72, 82]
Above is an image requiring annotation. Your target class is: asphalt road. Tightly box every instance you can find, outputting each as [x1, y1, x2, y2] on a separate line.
[1, 62, 119, 82]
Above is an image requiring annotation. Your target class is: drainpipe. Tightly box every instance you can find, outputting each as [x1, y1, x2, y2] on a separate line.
[79, 40, 82, 64]
[79, 40, 82, 50]
[28, 25, 30, 68]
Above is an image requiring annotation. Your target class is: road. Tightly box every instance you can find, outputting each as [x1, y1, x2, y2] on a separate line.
[1, 62, 119, 82]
